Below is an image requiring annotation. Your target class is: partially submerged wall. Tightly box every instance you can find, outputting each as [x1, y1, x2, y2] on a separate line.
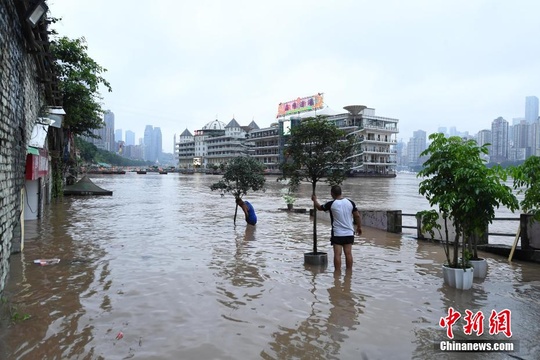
[0, 0, 45, 293]
[315, 209, 402, 233]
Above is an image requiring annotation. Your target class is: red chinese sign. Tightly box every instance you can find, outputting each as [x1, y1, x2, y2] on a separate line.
[440, 307, 512, 339]
[276, 93, 324, 118]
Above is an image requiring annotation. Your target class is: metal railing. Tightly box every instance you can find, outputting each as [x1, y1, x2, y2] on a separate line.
[401, 213, 520, 238]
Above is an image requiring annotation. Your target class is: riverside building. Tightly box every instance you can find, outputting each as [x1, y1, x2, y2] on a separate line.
[176, 101, 399, 176]
[177, 118, 259, 170]
[321, 105, 399, 176]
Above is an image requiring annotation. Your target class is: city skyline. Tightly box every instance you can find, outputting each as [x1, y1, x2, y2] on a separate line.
[106, 93, 539, 158]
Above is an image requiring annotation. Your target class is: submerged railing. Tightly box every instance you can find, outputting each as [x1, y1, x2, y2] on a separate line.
[402, 213, 520, 238]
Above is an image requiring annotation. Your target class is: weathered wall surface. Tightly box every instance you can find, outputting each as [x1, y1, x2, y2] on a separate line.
[315, 209, 402, 233]
[0, 0, 45, 293]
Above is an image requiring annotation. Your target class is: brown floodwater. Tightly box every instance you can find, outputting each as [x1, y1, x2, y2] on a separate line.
[0, 173, 539, 359]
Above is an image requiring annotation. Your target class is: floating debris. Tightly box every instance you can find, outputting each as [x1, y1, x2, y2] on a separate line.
[33, 259, 60, 266]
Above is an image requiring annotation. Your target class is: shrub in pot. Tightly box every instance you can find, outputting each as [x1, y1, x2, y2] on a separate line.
[417, 134, 518, 286]
[510, 156, 540, 249]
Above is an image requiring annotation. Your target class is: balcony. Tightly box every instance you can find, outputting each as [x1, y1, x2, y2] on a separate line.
[363, 124, 399, 133]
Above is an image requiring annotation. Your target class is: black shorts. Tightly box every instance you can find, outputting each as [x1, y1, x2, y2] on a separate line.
[331, 236, 354, 246]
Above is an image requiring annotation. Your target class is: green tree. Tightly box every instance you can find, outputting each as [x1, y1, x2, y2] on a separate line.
[51, 36, 112, 137]
[74, 137, 98, 163]
[48, 36, 112, 198]
[210, 156, 266, 224]
[279, 116, 355, 254]
[510, 155, 540, 220]
[417, 133, 518, 267]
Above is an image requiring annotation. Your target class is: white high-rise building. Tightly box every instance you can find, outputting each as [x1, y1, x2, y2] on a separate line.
[100, 110, 115, 152]
[491, 117, 509, 162]
[115, 129, 122, 143]
[525, 96, 539, 124]
[125, 130, 135, 146]
[407, 130, 427, 167]
[476, 129, 492, 147]
[144, 125, 154, 161]
[153, 127, 162, 162]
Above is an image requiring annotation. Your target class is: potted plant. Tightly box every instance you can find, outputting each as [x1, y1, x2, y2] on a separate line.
[418, 209, 474, 289]
[279, 116, 355, 266]
[281, 186, 297, 211]
[460, 163, 517, 278]
[417, 133, 518, 287]
[283, 193, 296, 211]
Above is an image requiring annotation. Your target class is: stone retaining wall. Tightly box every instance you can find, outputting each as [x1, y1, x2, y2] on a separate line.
[0, 0, 45, 293]
[314, 209, 402, 233]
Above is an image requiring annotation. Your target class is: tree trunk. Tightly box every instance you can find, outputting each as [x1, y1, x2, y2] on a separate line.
[453, 232, 459, 268]
[312, 182, 317, 254]
[48, 127, 65, 198]
[234, 203, 238, 225]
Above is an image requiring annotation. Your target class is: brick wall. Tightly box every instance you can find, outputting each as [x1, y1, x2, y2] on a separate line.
[0, 0, 46, 293]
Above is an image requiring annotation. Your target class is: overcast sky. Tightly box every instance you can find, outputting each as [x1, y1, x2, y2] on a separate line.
[47, 0, 540, 153]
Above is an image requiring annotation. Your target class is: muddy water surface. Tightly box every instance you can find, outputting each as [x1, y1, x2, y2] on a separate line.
[1, 173, 539, 359]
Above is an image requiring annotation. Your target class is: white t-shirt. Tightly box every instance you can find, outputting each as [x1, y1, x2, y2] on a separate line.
[321, 198, 357, 237]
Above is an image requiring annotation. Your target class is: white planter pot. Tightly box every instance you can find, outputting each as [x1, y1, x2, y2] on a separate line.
[442, 266, 474, 290]
[470, 258, 488, 279]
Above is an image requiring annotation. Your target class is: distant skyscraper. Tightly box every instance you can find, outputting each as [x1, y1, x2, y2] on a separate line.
[153, 127, 162, 162]
[510, 117, 525, 141]
[476, 129, 492, 147]
[125, 130, 135, 146]
[407, 130, 426, 167]
[87, 110, 114, 150]
[144, 125, 154, 161]
[115, 129, 122, 143]
[437, 127, 447, 136]
[395, 140, 407, 167]
[491, 117, 509, 162]
[102, 110, 115, 152]
[525, 96, 539, 124]
[533, 119, 540, 157]
[476, 129, 492, 161]
[513, 120, 529, 149]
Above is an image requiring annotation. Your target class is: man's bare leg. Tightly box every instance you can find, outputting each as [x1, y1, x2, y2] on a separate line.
[333, 244, 343, 270]
[343, 243, 353, 269]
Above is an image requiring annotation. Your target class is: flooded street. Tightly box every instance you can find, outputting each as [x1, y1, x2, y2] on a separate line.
[1, 173, 539, 359]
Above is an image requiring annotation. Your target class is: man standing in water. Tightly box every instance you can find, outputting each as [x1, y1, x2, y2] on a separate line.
[236, 198, 257, 225]
[312, 185, 362, 271]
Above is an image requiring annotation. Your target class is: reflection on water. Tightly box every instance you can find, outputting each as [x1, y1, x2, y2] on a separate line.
[261, 269, 365, 360]
[0, 173, 539, 359]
